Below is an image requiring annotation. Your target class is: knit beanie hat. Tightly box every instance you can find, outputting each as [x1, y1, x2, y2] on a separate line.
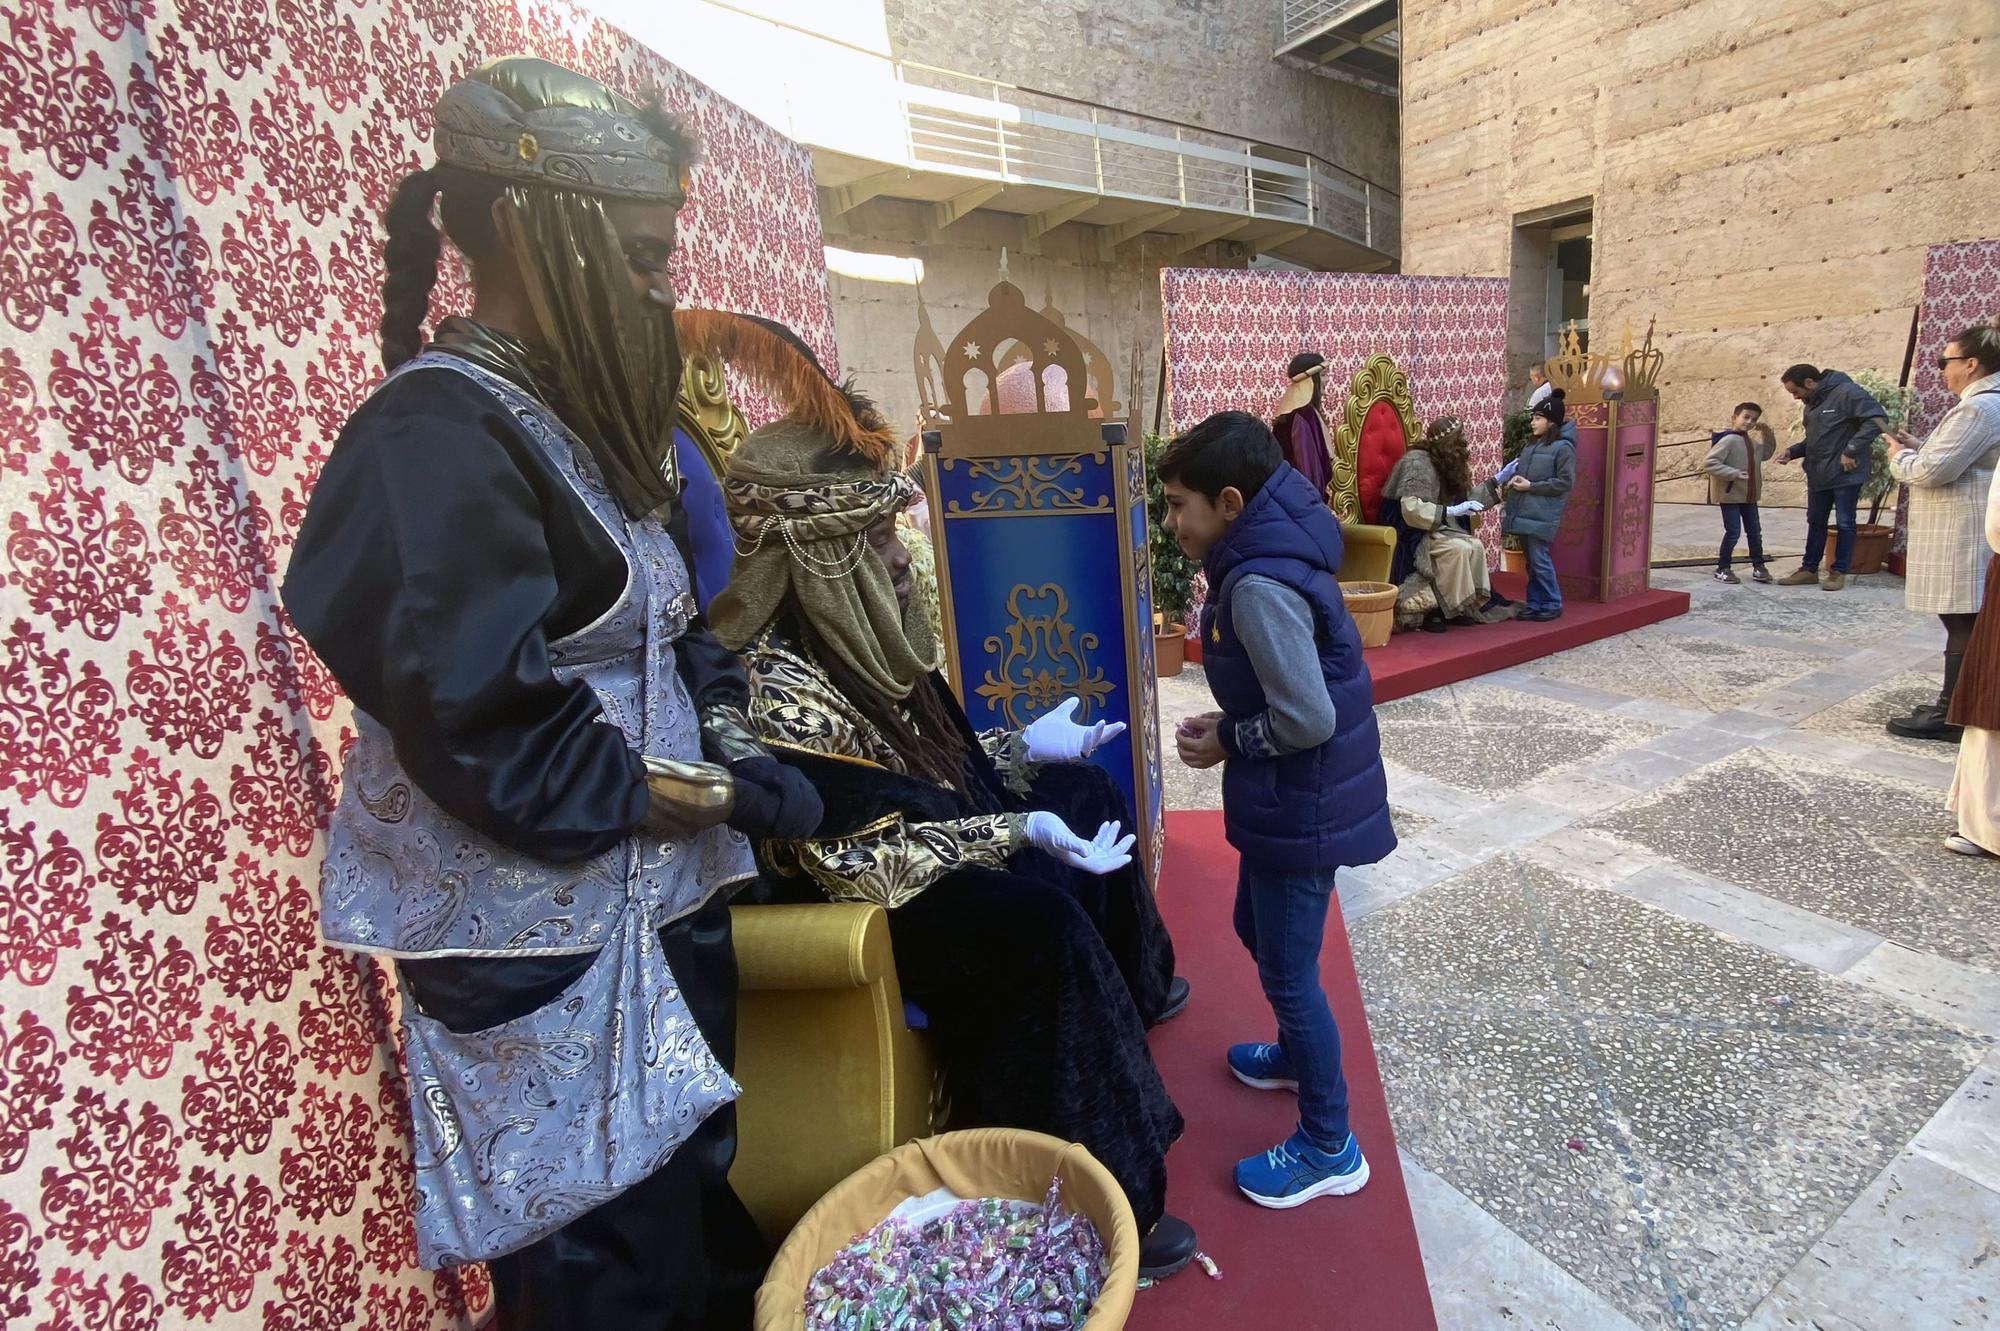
[1530, 387, 1567, 425]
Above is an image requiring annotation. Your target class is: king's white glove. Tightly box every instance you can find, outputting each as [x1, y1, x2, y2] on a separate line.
[1022, 697, 1127, 763]
[1446, 500, 1486, 518]
[1022, 812, 1137, 876]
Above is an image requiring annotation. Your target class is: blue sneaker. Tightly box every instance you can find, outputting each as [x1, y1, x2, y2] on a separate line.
[1226, 1041, 1299, 1091]
[1235, 1127, 1370, 1209]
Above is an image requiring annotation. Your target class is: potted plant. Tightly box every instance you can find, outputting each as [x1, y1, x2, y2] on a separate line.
[1144, 432, 1198, 677]
[1825, 371, 1913, 576]
[1498, 410, 1529, 572]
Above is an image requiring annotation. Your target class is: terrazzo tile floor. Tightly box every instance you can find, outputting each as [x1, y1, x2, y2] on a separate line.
[1153, 565, 2000, 1329]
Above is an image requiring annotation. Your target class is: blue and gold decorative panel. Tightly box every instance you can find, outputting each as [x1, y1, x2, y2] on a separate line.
[923, 420, 1163, 887]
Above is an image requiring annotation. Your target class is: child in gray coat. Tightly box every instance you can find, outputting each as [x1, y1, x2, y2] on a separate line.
[1703, 402, 1776, 584]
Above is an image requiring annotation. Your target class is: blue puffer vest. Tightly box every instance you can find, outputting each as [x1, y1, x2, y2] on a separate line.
[1200, 465, 1397, 873]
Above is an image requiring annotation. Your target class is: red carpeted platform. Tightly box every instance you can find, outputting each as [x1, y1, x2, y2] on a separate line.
[1184, 576, 1689, 705]
[1362, 573, 1689, 705]
[1133, 811, 1436, 1331]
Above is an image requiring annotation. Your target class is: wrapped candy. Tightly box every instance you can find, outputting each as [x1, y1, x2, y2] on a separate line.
[805, 1175, 1108, 1331]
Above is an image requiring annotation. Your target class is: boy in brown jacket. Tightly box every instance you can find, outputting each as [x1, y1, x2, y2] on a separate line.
[1703, 402, 1776, 584]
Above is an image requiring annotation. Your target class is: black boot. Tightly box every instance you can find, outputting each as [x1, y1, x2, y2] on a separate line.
[1138, 1213, 1198, 1279]
[1887, 651, 1965, 742]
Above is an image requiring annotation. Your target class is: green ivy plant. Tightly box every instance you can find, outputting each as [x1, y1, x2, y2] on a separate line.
[1501, 408, 1533, 466]
[1143, 432, 1198, 629]
[1849, 369, 1915, 526]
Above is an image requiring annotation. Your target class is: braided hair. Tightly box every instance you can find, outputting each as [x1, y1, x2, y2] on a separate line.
[377, 165, 505, 372]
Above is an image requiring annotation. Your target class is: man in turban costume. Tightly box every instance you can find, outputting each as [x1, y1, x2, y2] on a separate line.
[672, 311, 1201, 1279]
[282, 59, 822, 1331]
[1380, 417, 1512, 632]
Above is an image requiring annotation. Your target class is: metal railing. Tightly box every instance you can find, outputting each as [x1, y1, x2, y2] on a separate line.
[1284, 0, 1351, 42]
[672, 1, 1398, 260]
[894, 62, 1398, 256]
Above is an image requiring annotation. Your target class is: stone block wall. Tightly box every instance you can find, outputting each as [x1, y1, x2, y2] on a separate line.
[1399, 0, 1998, 505]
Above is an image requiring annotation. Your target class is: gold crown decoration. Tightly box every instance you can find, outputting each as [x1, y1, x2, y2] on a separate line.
[1023, 277, 1117, 418]
[1545, 320, 1595, 396]
[912, 281, 950, 427]
[1622, 317, 1664, 394]
[940, 278, 1089, 418]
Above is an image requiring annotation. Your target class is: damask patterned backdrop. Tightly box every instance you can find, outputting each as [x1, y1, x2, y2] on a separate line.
[0, 0, 835, 1324]
[1159, 268, 1510, 629]
[1884, 239, 2000, 558]
[1910, 240, 2000, 436]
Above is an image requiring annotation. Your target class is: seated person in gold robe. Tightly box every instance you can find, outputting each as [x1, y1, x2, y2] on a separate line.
[1380, 417, 1513, 632]
[678, 311, 1201, 1279]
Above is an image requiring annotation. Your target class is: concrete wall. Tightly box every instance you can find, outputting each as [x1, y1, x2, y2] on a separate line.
[824, 200, 1248, 443]
[884, 0, 1401, 188]
[1398, 0, 1999, 505]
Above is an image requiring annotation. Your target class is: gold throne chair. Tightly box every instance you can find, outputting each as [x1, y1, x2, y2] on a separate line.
[1326, 354, 1419, 586]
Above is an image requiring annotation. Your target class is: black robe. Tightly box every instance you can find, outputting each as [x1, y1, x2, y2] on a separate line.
[740, 633, 1182, 1229]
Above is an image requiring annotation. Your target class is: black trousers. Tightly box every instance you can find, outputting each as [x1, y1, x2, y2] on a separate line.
[400, 891, 769, 1331]
[884, 763, 1182, 1230]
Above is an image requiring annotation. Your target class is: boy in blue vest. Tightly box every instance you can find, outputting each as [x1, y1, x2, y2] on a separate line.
[1160, 411, 1398, 1209]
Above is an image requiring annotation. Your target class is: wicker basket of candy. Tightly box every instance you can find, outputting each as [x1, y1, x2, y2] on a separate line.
[756, 1128, 1139, 1331]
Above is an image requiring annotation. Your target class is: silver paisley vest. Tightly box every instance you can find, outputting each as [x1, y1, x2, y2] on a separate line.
[316, 352, 755, 1267]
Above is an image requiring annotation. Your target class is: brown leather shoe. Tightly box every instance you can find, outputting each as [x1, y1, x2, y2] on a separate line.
[1777, 568, 1819, 586]
[1821, 572, 1847, 591]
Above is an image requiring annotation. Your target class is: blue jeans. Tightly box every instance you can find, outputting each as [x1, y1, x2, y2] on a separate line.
[1520, 535, 1561, 613]
[1233, 860, 1350, 1148]
[1718, 503, 1765, 569]
[1803, 486, 1860, 573]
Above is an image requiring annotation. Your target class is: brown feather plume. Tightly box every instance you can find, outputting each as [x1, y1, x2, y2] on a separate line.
[672, 308, 898, 466]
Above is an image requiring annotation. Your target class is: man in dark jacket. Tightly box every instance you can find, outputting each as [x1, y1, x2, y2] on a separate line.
[1775, 364, 1888, 591]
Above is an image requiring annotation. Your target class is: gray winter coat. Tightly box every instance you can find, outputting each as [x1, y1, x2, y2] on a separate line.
[1495, 421, 1577, 544]
[1781, 369, 1886, 492]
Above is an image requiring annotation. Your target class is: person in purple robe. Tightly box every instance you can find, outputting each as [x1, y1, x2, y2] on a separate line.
[1272, 351, 1334, 502]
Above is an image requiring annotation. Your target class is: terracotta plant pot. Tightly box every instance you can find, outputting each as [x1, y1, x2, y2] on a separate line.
[1153, 626, 1186, 678]
[1501, 547, 1527, 574]
[1822, 523, 1893, 576]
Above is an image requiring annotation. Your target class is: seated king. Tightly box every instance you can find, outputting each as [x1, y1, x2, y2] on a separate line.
[675, 310, 1201, 1279]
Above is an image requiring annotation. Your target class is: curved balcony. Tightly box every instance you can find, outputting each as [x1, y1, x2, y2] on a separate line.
[617, 0, 1399, 270]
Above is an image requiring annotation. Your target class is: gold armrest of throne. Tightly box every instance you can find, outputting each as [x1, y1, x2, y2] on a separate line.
[728, 901, 936, 1244]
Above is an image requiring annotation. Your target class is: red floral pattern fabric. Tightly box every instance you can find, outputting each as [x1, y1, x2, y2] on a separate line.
[1160, 268, 1510, 633]
[0, 0, 836, 1322]
[1896, 240, 2000, 555]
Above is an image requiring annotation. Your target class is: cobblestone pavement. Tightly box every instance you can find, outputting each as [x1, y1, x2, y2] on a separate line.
[1155, 566, 1999, 1329]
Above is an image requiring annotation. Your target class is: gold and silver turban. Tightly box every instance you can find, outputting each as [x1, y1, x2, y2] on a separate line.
[434, 57, 693, 204]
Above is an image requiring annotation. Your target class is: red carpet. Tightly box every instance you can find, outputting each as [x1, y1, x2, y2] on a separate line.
[1134, 811, 1436, 1331]
[1364, 573, 1689, 705]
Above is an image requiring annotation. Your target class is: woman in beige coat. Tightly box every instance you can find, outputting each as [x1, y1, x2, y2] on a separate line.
[1885, 321, 2000, 741]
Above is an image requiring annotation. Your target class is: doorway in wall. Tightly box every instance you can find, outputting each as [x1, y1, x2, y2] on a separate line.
[1508, 199, 1593, 393]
